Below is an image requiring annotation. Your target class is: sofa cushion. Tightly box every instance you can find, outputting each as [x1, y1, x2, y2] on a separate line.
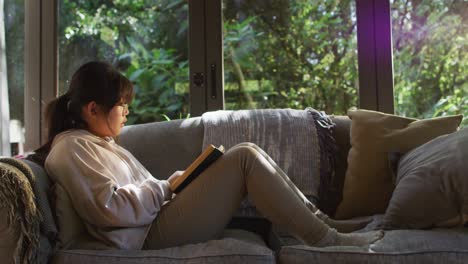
[382, 127, 468, 229]
[51, 236, 275, 264]
[335, 110, 462, 219]
[278, 228, 468, 264]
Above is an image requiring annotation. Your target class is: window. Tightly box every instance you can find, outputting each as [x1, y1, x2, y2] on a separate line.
[2, 0, 25, 156]
[58, 0, 190, 124]
[223, 0, 359, 114]
[22, 0, 423, 151]
[392, 0, 467, 126]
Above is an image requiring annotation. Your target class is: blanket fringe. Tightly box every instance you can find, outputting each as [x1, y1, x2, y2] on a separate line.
[0, 158, 41, 264]
[306, 108, 338, 216]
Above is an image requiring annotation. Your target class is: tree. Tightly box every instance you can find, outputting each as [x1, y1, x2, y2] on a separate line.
[392, 0, 467, 126]
[224, 0, 359, 114]
[6, 0, 466, 126]
[59, 0, 190, 124]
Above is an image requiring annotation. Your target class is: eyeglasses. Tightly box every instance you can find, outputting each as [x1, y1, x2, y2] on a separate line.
[118, 103, 129, 116]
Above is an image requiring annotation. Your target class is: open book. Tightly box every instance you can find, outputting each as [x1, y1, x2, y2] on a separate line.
[170, 144, 225, 193]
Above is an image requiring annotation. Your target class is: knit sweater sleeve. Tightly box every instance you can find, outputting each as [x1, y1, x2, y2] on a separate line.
[45, 136, 172, 228]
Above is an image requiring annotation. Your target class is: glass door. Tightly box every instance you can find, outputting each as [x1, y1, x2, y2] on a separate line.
[391, 0, 467, 126]
[58, 0, 190, 124]
[2, 0, 25, 156]
[222, 0, 359, 114]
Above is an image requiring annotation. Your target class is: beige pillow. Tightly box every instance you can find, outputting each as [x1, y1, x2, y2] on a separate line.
[335, 109, 462, 219]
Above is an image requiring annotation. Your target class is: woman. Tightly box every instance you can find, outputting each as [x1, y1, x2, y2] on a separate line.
[38, 61, 382, 250]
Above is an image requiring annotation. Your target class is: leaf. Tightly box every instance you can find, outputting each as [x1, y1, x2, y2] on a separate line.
[129, 69, 145, 81]
[154, 59, 174, 65]
[118, 53, 132, 60]
[151, 75, 166, 90]
[165, 0, 184, 11]
[100, 26, 117, 47]
[166, 102, 182, 112]
[161, 114, 171, 121]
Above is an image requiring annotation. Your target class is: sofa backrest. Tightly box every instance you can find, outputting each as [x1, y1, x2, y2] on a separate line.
[118, 117, 205, 181]
[118, 114, 352, 196]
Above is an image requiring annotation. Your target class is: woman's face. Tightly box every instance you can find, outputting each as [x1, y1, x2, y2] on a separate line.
[83, 100, 129, 138]
[104, 102, 129, 137]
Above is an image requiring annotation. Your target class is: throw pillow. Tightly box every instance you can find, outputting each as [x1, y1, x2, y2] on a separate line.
[335, 109, 462, 219]
[382, 127, 468, 229]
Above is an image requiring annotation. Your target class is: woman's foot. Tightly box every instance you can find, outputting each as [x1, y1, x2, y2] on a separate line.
[324, 216, 374, 233]
[314, 229, 384, 247]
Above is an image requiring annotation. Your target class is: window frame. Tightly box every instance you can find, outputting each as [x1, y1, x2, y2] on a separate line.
[24, 0, 395, 151]
[356, 0, 394, 113]
[0, 0, 10, 155]
[206, 0, 395, 113]
[24, 0, 57, 150]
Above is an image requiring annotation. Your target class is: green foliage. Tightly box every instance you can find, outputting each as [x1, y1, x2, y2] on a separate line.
[392, 0, 467, 126]
[4, 0, 25, 123]
[58, 0, 189, 124]
[121, 38, 189, 124]
[223, 0, 359, 114]
[9, 0, 462, 126]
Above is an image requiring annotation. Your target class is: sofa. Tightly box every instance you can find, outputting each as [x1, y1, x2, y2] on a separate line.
[1, 110, 468, 264]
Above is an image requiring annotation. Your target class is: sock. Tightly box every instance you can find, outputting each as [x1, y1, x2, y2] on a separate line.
[313, 228, 384, 247]
[309, 206, 373, 233]
[324, 217, 374, 233]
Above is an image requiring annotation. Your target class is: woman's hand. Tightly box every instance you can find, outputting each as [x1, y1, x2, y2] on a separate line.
[168, 170, 185, 191]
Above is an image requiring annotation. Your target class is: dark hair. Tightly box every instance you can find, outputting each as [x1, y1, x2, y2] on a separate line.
[28, 61, 134, 166]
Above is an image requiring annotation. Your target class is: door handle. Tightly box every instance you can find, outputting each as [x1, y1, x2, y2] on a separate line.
[211, 64, 216, 99]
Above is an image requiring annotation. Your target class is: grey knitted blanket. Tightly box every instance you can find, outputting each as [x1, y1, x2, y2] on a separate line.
[0, 158, 41, 264]
[202, 109, 321, 199]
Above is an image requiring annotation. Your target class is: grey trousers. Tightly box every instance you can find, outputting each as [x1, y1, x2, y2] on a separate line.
[143, 142, 330, 249]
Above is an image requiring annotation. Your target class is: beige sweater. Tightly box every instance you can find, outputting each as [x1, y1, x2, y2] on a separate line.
[45, 129, 172, 249]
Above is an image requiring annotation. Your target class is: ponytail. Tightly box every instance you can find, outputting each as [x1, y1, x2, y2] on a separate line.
[27, 94, 87, 166]
[46, 94, 71, 142]
[46, 93, 87, 143]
